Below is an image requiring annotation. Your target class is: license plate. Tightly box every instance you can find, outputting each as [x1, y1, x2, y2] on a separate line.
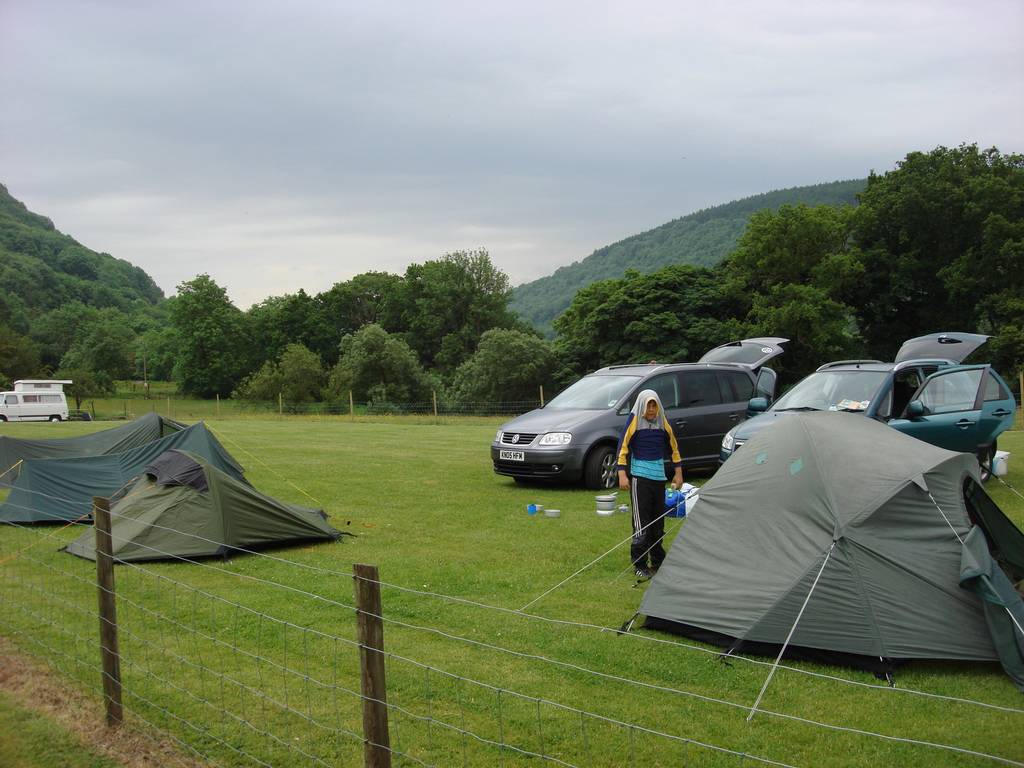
[500, 449, 525, 461]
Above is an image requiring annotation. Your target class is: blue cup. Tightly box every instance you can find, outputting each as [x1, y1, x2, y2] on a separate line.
[527, 504, 537, 515]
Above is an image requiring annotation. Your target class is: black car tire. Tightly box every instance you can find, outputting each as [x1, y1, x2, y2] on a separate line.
[584, 445, 617, 490]
[0, 415, 6, 422]
[978, 442, 996, 484]
[49, 415, 62, 422]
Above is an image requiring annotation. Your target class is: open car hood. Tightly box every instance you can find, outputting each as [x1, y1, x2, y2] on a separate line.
[698, 337, 788, 369]
[894, 332, 989, 364]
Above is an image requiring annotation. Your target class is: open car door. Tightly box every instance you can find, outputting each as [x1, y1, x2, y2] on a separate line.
[895, 365, 988, 454]
[894, 332, 988, 364]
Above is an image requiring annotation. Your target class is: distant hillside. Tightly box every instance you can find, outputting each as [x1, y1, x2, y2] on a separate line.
[0, 184, 164, 330]
[511, 179, 866, 334]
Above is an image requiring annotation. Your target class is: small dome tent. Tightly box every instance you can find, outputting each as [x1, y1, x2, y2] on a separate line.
[0, 412, 185, 486]
[63, 450, 342, 562]
[640, 412, 1024, 687]
[0, 421, 244, 524]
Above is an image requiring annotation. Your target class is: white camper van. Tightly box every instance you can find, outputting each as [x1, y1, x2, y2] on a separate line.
[0, 380, 71, 422]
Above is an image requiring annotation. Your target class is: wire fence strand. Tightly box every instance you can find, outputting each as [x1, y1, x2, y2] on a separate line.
[1, 489, 1022, 768]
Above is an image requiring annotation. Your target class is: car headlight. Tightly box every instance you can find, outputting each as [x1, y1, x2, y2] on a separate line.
[495, 431, 504, 443]
[539, 432, 572, 446]
[722, 428, 737, 452]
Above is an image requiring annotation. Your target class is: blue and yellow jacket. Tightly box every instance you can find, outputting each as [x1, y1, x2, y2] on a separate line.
[616, 414, 682, 472]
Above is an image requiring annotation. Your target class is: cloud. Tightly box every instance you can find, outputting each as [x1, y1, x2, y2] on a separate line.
[1, 0, 1021, 306]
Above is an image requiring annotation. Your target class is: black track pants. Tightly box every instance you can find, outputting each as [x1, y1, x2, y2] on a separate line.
[630, 476, 665, 569]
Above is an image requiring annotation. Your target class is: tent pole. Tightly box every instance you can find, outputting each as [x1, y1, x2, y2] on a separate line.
[746, 541, 836, 722]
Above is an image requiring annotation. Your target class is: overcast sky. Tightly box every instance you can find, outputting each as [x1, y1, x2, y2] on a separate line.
[2, 1, 1021, 308]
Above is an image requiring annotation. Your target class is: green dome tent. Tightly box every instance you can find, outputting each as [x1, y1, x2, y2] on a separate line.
[0, 421, 243, 524]
[0, 412, 184, 485]
[63, 450, 341, 562]
[640, 412, 1024, 687]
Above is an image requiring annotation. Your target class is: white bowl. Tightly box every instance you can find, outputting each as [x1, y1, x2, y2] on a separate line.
[544, 508, 561, 518]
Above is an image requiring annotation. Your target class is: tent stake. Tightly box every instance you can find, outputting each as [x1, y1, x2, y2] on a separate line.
[747, 541, 836, 722]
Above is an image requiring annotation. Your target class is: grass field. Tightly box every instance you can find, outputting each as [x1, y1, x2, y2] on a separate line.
[0, 416, 1022, 767]
[0, 693, 118, 768]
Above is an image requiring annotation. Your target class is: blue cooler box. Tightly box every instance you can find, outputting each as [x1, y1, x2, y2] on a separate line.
[664, 489, 687, 518]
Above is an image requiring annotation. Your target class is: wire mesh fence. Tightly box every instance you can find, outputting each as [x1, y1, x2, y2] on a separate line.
[86, 396, 542, 422]
[1, 491, 1022, 768]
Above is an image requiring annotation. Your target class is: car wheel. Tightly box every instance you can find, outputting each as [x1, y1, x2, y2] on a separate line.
[584, 445, 617, 490]
[49, 415, 62, 422]
[0, 415, 6, 422]
[977, 442, 996, 484]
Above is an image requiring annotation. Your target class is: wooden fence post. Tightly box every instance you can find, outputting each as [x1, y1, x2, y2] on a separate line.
[353, 564, 391, 768]
[166, 396, 171, 418]
[216, 393, 220, 417]
[349, 390, 355, 419]
[93, 497, 123, 727]
[432, 390, 438, 419]
[278, 392, 283, 416]
[539, 385, 545, 407]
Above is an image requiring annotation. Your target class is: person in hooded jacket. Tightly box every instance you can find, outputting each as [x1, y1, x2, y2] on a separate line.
[616, 389, 683, 580]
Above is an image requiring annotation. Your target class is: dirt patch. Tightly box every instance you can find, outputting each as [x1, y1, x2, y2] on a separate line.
[0, 636, 205, 768]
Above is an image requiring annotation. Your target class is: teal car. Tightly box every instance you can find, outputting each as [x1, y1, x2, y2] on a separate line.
[720, 332, 1017, 478]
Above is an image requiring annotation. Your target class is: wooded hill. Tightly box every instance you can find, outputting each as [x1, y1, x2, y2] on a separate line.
[0, 183, 164, 332]
[510, 179, 865, 333]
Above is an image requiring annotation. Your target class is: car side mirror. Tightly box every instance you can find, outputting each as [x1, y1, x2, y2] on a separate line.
[906, 400, 925, 418]
[747, 396, 769, 415]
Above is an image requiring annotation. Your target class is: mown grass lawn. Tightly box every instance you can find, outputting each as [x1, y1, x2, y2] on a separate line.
[0, 692, 119, 768]
[0, 416, 1022, 767]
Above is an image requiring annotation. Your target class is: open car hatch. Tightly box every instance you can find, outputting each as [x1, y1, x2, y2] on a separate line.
[894, 332, 989, 364]
[698, 337, 788, 369]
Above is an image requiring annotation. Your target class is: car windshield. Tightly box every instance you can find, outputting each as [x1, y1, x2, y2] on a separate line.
[772, 370, 889, 413]
[545, 375, 641, 410]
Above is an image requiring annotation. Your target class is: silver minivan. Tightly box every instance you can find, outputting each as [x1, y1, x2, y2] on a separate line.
[491, 338, 787, 488]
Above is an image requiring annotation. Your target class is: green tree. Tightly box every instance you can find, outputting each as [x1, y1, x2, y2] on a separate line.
[318, 272, 404, 338]
[55, 367, 115, 410]
[246, 290, 335, 369]
[396, 249, 518, 372]
[324, 325, 434, 404]
[135, 326, 180, 383]
[850, 144, 1024, 361]
[0, 324, 41, 382]
[169, 275, 251, 398]
[725, 203, 858, 297]
[59, 309, 136, 380]
[449, 329, 558, 404]
[720, 202, 864, 378]
[553, 265, 749, 376]
[29, 302, 99, 369]
[748, 284, 861, 378]
[234, 343, 325, 403]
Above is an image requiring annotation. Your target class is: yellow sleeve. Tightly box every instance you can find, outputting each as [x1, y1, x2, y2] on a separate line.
[616, 416, 637, 469]
[662, 416, 682, 465]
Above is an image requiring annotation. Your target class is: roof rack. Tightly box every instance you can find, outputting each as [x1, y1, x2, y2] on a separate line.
[892, 358, 957, 371]
[815, 360, 884, 371]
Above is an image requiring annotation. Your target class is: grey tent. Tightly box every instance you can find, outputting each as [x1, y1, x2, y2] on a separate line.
[640, 412, 1024, 686]
[0, 413, 184, 485]
[0, 422, 244, 524]
[63, 450, 341, 562]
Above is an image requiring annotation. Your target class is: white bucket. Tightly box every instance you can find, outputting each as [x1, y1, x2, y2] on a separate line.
[992, 450, 1010, 477]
